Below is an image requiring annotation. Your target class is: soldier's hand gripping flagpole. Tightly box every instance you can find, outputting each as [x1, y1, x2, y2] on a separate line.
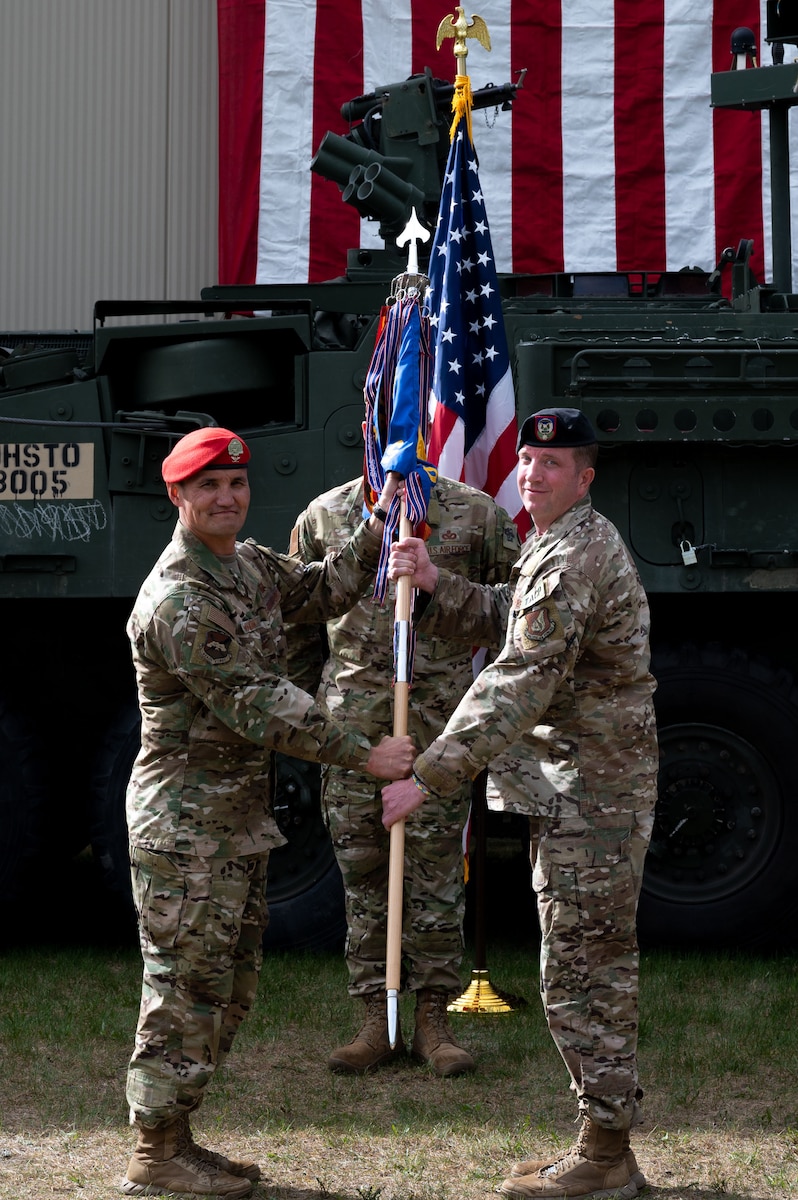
[362, 210, 433, 1048]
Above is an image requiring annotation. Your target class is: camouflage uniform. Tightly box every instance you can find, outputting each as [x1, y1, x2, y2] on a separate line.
[411, 494, 658, 1129]
[126, 519, 383, 1125]
[287, 477, 520, 995]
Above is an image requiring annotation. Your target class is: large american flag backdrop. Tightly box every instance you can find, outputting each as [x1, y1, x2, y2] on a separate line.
[217, 0, 793, 291]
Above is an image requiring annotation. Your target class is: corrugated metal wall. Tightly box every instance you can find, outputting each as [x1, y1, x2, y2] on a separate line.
[0, 0, 218, 330]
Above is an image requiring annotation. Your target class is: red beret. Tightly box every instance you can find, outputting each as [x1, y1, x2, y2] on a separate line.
[162, 427, 251, 483]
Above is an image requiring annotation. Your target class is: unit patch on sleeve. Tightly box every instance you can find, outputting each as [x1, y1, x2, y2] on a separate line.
[190, 603, 239, 668]
[519, 601, 562, 649]
[199, 628, 234, 664]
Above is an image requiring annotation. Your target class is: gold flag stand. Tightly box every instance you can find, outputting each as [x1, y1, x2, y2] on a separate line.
[448, 968, 514, 1013]
[447, 773, 527, 1015]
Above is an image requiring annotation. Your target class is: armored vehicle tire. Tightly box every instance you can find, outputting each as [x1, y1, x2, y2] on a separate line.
[639, 643, 798, 951]
[0, 698, 43, 909]
[89, 706, 346, 953]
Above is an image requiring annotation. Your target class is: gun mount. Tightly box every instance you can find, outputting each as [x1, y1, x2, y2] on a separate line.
[311, 67, 525, 251]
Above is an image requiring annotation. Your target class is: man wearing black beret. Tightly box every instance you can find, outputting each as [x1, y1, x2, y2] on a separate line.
[384, 407, 658, 1200]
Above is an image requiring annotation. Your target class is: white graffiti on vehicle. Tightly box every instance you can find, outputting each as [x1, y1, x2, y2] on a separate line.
[0, 500, 108, 542]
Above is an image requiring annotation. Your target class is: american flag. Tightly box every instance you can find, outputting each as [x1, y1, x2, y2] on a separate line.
[426, 116, 528, 532]
[217, 0, 786, 291]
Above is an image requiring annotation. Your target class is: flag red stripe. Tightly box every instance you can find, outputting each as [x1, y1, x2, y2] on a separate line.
[711, 1, 765, 285]
[308, 0, 363, 282]
[412, 3, 443, 75]
[216, 0, 266, 285]
[484, 420, 520, 498]
[427, 402, 460, 472]
[614, 0, 667, 270]
[512, 0, 564, 273]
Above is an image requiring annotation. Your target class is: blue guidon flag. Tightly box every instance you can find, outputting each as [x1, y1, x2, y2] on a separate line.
[363, 292, 438, 607]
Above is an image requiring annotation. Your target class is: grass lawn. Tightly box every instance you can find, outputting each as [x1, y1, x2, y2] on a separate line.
[1, 922, 797, 1199]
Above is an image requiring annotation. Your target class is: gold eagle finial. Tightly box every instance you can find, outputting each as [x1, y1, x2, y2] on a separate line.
[436, 7, 491, 69]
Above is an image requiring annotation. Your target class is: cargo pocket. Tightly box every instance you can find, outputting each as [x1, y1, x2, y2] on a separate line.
[131, 847, 186, 951]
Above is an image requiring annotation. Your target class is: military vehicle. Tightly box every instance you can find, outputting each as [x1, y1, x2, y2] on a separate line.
[2, 19, 798, 951]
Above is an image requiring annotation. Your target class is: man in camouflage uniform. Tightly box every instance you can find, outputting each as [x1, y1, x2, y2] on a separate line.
[122, 427, 414, 1199]
[287, 474, 520, 1076]
[384, 408, 657, 1200]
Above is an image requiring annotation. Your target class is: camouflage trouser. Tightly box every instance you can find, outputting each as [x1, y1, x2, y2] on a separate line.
[126, 846, 269, 1126]
[324, 767, 470, 996]
[532, 811, 654, 1130]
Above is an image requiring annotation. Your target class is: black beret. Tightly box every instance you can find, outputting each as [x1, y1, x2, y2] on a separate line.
[516, 408, 597, 451]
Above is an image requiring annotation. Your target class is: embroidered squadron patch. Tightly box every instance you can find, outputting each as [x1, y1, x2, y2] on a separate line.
[199, 628, 234, 664]
[520, 602, 559, 647]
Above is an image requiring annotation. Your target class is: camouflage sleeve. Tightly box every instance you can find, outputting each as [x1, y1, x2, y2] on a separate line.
[147, 590, 372, 769]
[480, 502, 522, 585]
[413, 566, 584, 796]
[251, 517, 381, 624]
[415, 567, 511, 647]
[283, 505, 328, 695]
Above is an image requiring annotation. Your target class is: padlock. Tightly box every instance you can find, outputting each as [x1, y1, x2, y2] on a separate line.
[680, 540, 698, 566]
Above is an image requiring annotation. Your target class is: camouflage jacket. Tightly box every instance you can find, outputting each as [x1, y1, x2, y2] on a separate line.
[286, 477, 520, 747]
[412, 496, 659, 819]
[126, 520, 383, 857]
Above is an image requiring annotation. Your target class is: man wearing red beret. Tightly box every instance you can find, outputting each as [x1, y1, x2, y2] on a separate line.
[121, 426, 414, 1198]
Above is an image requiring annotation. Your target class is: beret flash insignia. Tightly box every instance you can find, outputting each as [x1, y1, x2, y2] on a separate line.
[535, 416, 556, 442]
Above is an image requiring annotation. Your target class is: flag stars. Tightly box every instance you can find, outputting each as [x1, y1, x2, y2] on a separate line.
[441, 327, 456, 344]
[447, 358, 463, 375]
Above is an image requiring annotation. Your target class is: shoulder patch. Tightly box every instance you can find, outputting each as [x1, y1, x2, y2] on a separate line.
[190, 601, 239, 668]
[518, 600, 562, 649]
[197, 627, 235, 664]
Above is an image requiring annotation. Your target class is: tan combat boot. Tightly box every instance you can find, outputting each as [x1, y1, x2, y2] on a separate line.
[121, 1117, 253, 1197]
[499, 1117, 637, 1199]
[327, 993, 404, 1074]
[177, 1111, 262, 1183]
[411, 988, 475, 1077]
[509, 1128, 645, 1193]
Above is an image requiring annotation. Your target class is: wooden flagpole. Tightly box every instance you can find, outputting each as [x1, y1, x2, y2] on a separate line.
[386, 501, 413, 1047]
